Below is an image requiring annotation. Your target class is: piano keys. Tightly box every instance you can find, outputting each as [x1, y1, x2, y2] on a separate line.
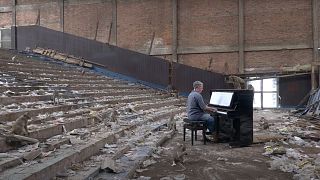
[209, 89, 254, 147]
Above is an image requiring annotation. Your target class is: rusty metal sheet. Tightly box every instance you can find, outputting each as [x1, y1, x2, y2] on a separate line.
[279, 74, 311, 108]
[172, 62, 226, 102]
[15, 26, 169, 87]
[14, 26, 227, 100]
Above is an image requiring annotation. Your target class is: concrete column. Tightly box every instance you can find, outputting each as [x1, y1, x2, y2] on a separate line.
[238, 0, 244, 74]
[110, 0, 117, 45]
[11, 0, 17, 50]
[312, 0, 319, 90]
[172, 0, 178, 63]
[59, 0, 64, 32]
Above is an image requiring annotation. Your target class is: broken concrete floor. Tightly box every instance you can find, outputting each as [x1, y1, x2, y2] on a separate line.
[0, 49, 184, 180]
[133, 137, 292, 180]
[1, 49, 320, 180]
[132, 109, 320, 180]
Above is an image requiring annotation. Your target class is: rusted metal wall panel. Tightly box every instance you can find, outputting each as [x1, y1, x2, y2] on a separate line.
[279, 74, 311, 108]
[15, 25, 169, 87]
[15, 25, 227, 98]
[173, 62, 226, 102]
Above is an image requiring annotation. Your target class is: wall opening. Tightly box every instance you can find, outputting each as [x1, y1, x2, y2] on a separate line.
[0, 28, 11, 49]
[248, 78, 278, 108]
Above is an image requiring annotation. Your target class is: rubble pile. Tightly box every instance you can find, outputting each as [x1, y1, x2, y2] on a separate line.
[0, 49, 185, 179]
[257, 110, 320, 180]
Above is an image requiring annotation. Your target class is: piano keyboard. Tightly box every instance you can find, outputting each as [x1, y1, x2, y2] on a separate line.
[217, 110, 227, 115]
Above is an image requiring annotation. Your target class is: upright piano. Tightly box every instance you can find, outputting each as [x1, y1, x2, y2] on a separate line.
[208, 89, 254, 147]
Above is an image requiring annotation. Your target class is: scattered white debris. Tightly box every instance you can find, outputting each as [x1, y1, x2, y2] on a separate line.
[217, 157, 228, 161]
[136, 168, 148, 173]
[142, 159, 157, 168]
[136, 176, 152, 180]
[226, 162, 243, 165]
[105, 143, 118, 148]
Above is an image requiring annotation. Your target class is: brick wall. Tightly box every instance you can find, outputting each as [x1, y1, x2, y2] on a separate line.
[0, 0, 316, 75]
[179, 0, 238, 47]
[245, 0, 312, 47]
[0, 12, 11, 27]
[16, 8, 38, 26]
[0, 0, 10, 6]
[16, 2, 61, 31]
[179, 52, 238, 74]
[64, 1, 112, 42]
[38, 2, 60, 31]
[0, 0, 11, 28]
[117, 0, 172, 54]
[245, 49, 313, 69]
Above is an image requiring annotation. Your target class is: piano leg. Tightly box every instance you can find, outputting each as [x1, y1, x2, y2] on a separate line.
[202, 128, 206, 145]
[183, 126, 186, 141]
[215, 115, 220, 142]
[191, 130, 194, 145]
[229, 118, 251, 148]
[233, 118, 240, 142]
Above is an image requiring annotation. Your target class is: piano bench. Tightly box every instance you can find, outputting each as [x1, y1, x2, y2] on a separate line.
[183, 118, 207, 145]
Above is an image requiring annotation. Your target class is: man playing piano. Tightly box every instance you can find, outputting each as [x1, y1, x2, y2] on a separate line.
[187, 81, 217, 141]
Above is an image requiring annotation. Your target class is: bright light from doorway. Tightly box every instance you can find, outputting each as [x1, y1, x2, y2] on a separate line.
[248, 78, 278, 108]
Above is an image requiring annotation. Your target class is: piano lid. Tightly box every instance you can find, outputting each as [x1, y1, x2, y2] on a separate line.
[209, 91, 234, 108]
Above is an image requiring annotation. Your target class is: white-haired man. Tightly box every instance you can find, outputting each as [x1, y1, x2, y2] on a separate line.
[187, 81, 217, 141]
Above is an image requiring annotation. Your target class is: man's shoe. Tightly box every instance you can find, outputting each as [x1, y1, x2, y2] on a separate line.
[205, 135, 219, 143]
[212, 134, 219, 143]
